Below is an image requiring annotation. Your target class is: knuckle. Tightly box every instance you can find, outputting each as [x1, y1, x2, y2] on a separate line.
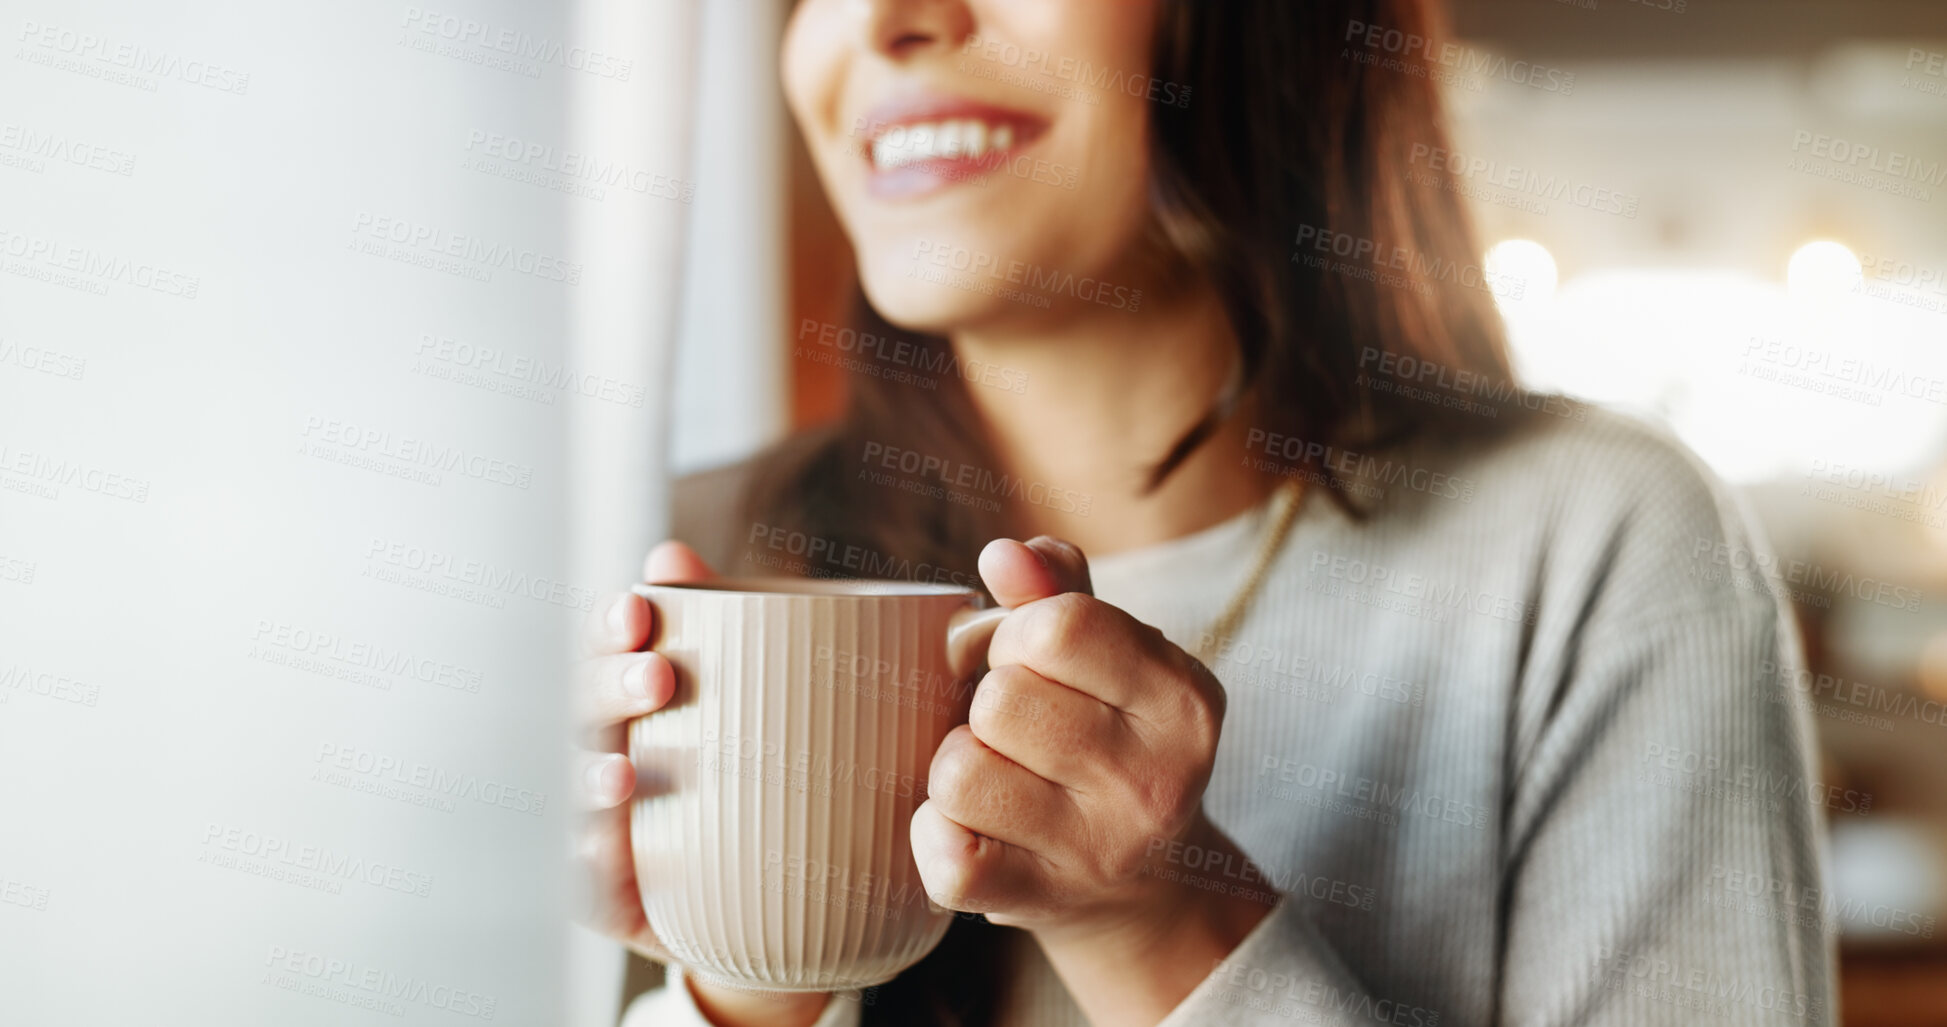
[1024, 592, 1091, 655]
[1204, 673, 1228, 724]
[1102, 839, 1149, 883]
[918, 839, 982, 910]
[1198, 700, 1224, 748]
[1168, 668, 1224, 742]
[928, 729, 980, 802]
[950, 844, 1005, 912]
[968, 666, 1029, 737]
[1133, 772, 1192, 834]
[1193, 686, 1225, 746]
[1188, 691, 1218, 734]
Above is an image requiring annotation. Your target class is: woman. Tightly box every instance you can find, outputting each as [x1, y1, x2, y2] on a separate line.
[582, 1, 1835, 1024]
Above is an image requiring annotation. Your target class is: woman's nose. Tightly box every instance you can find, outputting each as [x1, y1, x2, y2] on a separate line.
[856, 0, 978, 61]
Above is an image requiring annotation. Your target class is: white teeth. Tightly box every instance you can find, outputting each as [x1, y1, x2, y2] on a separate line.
[964, 121, 987, 159]
[868, 118, 1023, 170]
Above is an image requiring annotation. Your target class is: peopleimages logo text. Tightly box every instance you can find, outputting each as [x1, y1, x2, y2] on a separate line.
[959, 35, 1192, 108]
[910, 240, 1142, 312]
[400, 7, 632, 80]
[1343, 19, 1575, 94]
[859, 441, 1093, 515]
[1790, 131, 1947, 187]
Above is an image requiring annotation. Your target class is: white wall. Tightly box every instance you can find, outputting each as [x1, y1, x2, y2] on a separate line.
[0, 1, 590, 1021]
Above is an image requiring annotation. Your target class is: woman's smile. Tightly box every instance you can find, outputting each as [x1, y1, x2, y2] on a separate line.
[782, 0, 1158, 330]
[856, 91, 1052, 199]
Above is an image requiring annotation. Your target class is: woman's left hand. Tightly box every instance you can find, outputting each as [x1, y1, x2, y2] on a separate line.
[912, 536, 1275, 1004]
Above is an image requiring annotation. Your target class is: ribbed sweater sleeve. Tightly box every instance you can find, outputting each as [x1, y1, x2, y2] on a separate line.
[1147, 598, 1832, 1027]
[1496, 597, 1832, 1025]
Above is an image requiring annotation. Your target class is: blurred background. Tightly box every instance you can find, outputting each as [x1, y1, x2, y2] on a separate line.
[666, 0, 1947, 1023]
[1443, 4, 1947, 1017]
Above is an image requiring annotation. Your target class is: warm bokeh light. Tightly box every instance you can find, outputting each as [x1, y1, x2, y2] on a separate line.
[1787, 240, 1865, 298]
[1485, 239, 1558, 309]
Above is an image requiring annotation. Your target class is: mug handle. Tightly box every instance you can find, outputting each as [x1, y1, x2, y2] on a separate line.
[945, 604, 1010, 681]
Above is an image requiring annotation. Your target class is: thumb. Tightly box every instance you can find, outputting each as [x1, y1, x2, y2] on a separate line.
[643, 540, 714, 584]
[977, 536, 1092, 609]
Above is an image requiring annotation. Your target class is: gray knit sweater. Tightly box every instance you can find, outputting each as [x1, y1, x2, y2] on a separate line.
[630, 406, 1836, 1026]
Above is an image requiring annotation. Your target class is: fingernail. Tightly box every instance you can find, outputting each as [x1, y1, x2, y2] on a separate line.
[586, 755, 626, 800]
[625, 655, 656, 700]
[606, 594, 632, 637]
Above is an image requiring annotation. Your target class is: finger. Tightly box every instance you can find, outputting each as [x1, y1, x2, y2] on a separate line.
[910, 799, 1057, 921]
[988, 592, 1183, 713]
[977, 536, 1092, 609]
[579, 651, 677, 731]
[645, 540, 714, 584]
[925, 724, 1071, 853]
[580, 751, 636, 810]
[968, 664, 1127, 790]
[574, 803, 666, 959]
[582, 591, 652, 657]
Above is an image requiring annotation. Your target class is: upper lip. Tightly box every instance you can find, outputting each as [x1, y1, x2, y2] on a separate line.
[855, 90, 1049, 147]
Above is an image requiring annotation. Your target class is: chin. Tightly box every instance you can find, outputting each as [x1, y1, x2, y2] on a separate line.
[855, 252, 995, 335]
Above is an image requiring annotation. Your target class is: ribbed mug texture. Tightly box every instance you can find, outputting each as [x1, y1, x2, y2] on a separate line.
[631, 584, 980, 991]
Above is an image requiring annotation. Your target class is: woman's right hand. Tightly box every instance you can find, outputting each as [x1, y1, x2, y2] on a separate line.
[575, 540, 714, 960]
[579, 541, 842, 1027]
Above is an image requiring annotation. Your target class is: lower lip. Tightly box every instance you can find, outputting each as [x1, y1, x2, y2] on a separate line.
[864, 145, 1030, 201]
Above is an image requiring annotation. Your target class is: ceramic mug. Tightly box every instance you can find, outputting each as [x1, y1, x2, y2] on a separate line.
[628, 578, 1006, 992]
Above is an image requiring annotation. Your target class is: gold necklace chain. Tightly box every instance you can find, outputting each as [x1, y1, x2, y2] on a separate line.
[1192, 479, 1304, 666]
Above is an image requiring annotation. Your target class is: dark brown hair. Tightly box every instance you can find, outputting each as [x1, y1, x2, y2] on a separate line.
[746, 1, 1524, 1022]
